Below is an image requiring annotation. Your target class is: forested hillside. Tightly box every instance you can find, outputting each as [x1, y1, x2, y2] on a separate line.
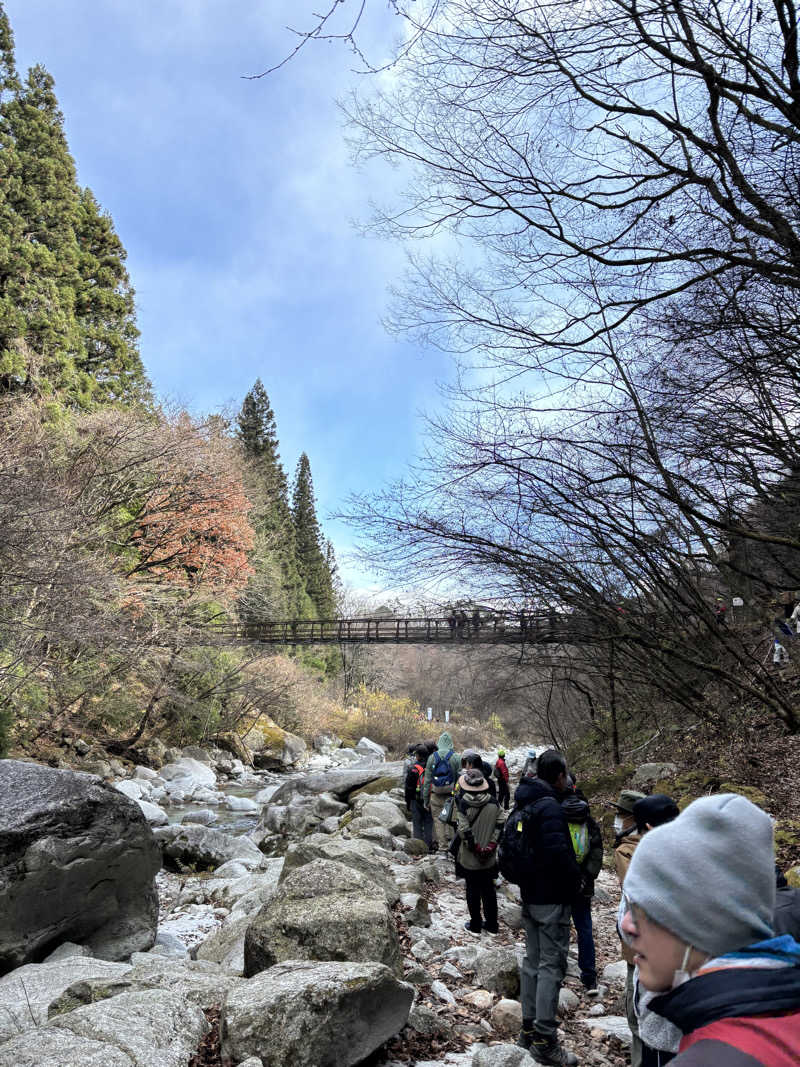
[0, 6, 350, 762]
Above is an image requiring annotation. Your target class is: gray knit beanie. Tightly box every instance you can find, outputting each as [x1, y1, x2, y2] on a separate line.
[623, 793, 775, 958]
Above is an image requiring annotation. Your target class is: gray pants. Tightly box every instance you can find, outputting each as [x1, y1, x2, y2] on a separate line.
[429, 791, 453, 848]
[521, 902, 570, 1036]
[626, 962, 643, 1067]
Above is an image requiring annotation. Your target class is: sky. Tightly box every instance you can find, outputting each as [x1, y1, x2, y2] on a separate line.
[5, 0, 451, 590]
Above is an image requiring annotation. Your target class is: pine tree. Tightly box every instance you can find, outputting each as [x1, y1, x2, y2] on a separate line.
[0, 5, 26, 389]
[0, 60, 84, 399]
[236, 380, 311, 619]
[74, 187, 151, 406]
[292, 453, 336, 619]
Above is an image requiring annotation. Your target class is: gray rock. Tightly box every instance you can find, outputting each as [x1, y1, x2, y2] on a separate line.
[472, 1043, 536, 1066]
[403, 837, 430, 856]
[558, 987, 579, 1013]
[181, 746, 213, 763]
[400, 892, 430, 927]
[269, 764, 404, 805]
[132, 766, 158, 781]
[159, 757, 217, 791]
[631, 762, 678, 787]
[475, 947, 520, 998]
[43, 942, 92, 962]
[403, 963, 432, 984]
[137, 800, 169, 826]
[440, 962, 462, 980]
[0, 957, 131, 1042]
[114, 780, 145, 802]
[430, 979, 456, 1005]
[194, 916, 250, 973]
[244, 859, 402, 976]
[589, 1002, 607, 1016]
[0, 1030, 132, 1067]
[221, 960, 413, 1067]
[0, 761, 160, 971]
[317, 816, 341, 834]
[280, 834, 400, 903]
[49, 955, 242, 1013]
[358, 800, 409, 836]
[237, 1060, 263, 1067]
[602, 960, 628, 984]
[579, 1014, 632, 1046]
[180, 808, 217, 826]
[353, 825, 395, 849]
[154, 824, 264, 872]
[407, 1003, 448, 1036]
[490, 998, 522, 1033]
[151, 930, 189, 959]
[355, 737, 386, 760]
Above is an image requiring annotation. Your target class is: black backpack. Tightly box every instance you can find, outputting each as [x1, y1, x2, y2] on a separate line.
[498, 798, 547, 885]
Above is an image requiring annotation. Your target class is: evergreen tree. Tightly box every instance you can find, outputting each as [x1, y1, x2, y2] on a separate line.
[0, 60, 84, 399]
[0, 5, 26, 389]
[74, 187, 151, 406]
[236, 380, 311, 619]
[292, 453, 336, 619]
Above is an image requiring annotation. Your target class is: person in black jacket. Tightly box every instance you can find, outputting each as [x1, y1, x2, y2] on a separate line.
[559, 788, 603, 995]
[516, 749, 581, 1067]
[404, 745, 433, 850]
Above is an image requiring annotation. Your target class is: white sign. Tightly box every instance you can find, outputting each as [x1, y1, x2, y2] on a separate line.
[427, 707, 433, 721]
[445, 709, 450, 723]
[732, 597, 744, 607]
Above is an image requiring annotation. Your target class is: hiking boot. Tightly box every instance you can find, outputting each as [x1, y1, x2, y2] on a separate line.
[530, 1034, 579, 1066]
[517, 1027, 535, 1051]
[464, 921, 482, 936]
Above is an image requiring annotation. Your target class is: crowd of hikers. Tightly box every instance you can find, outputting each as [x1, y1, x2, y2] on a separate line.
[403, 733, 800, 1067]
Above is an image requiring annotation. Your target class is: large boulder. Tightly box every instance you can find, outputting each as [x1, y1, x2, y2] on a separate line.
[221, 960, 413, 1067]
[158, 757, 217, 795]
[280, 834, 400, 903]
[631, 762, 678, 788]
[269, 764, 405, 805]
[244, 859, 402, 977]
[356, 800, 409, 837]
[354, 737, 386, 761]
[0, 988, 208, 1067]
[0, 958, 131, 1043]
[153, 823, 264, 872]
[244, 719, 308, 770]
[0, 761, 160, 973]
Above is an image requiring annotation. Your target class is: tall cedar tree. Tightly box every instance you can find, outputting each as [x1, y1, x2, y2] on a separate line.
[0, 60, 84, 398]
[236, 379, 311, 618]
[74, 188, 151, 406]
[0, 5, 149, 406]
[292, 452, 336, 619]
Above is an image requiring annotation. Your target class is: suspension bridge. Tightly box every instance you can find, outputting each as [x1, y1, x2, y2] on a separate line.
[212, 611, 604, 646]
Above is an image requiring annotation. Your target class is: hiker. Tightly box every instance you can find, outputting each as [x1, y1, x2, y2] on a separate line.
[514, 748, 582, 1066]
[627, 795, 682, 1067]
[559, 787, 603, 996]
[456, 609, 468, 636]
[611, 789, 646, 1067]
[423, 731, 461, 850]
[774, 637, 789, 665]
[404, 744, 433, 851]
[448, 610, 457, 637]
[621, 793, 800, 1065]
[472, 607, 482, 633]
[791, 599, 800, 635]
[453, 767, 503, 935]
[461, 750, 497, 800]
[520, 748, 538, 781]
[773, 866, 800, 941]
[494, 748, 510, 810]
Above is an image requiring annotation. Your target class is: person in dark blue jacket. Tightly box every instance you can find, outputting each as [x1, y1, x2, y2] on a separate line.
[516, 749, 581, 1066]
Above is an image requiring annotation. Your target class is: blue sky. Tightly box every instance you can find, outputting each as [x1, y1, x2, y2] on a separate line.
[5, 1, 449, 589]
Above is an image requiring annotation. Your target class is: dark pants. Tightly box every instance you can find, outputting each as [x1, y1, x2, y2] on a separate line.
[641, 1048, 676, 1066]
[521, 902, 570, 1036]
[497, 778, 510, 810]
[464, 868, 498, 932]
[411, 797, 433, 848]
[571, 896, 597, 985]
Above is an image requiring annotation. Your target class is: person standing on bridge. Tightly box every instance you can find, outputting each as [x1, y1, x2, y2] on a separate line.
[423, 731, 461, 851]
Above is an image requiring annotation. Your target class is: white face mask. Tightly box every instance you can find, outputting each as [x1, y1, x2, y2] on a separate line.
[614, 816, 626, 835]
[671, 944, 694, 989]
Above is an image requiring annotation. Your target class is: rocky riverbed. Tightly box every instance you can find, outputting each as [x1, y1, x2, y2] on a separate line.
[0, 739, 634, 1067]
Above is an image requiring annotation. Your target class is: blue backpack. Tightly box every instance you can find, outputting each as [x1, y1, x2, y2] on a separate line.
[431, 749, 455, 790]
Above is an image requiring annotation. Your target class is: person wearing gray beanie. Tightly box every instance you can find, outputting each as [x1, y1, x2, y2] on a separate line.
[620, 793, 800, 1066]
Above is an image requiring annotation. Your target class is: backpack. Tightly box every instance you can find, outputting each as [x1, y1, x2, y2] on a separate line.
[431, 749, 455, 791]
[498, 798, 547, 885]
[567, 821, 589, 864]
[412, 762, 425, 795]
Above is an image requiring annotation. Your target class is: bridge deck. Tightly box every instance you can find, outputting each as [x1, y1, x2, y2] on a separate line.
[217, 613, 599, 645]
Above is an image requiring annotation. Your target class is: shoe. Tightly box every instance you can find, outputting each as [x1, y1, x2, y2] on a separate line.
[483, 925, 499, 935]
[464, 921, 482, 936]
[517, 1028, 535, 1051]
[582, 977, 599, 996]
[530, 1035, 578, 1066]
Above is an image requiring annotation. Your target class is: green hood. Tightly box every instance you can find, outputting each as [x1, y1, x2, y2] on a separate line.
[437, 731, 454, 754]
